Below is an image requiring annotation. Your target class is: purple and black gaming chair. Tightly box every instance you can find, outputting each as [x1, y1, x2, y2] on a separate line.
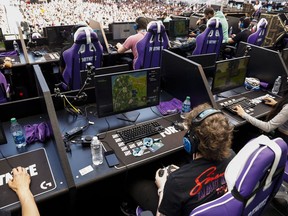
[190, 135, 287, 216]
[62, 27, 103, 90]
[134, 21, 169, 69]
[192, 17, 223, 59]
[247, 18, 268, 46]
[0, 71, 10, 103]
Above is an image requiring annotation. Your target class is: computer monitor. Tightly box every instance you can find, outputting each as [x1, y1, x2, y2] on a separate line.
[236, 42, 288, 89]
[111, 22, 136, 41]
[80, 64, 130, 88]
[161, 49, 217, 109]
[186, 53, 217, 70]
[211, 56, 250, 95]
[168, 19, 189, 38]
[94, 67, 161, 118]
[44, 25, 75, 50]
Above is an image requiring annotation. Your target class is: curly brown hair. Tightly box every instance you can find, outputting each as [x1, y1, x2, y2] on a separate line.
[184, 103, 234, 161]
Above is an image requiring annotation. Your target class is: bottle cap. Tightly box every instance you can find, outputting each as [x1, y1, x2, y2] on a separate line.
[11, 117, 16, 123]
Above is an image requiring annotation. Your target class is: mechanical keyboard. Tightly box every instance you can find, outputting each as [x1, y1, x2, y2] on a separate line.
[116, 121, 165, 144]
[221, 97, 256, 114]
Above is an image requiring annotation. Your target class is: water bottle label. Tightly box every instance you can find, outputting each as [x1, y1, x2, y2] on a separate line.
[13, 133, 26, 144]
[182, 104, 191, 113]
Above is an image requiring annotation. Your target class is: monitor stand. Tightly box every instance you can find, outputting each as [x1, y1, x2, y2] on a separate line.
[116, 111, 140, 123]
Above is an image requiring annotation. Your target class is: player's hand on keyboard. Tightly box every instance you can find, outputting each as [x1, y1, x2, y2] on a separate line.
[232, 105, 246, 117]
[262, 97, 277, 106]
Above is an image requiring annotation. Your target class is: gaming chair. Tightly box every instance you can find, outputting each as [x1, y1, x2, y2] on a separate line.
[190, 134, 287, 216]
[247, 18, 268, 46]
[134, 21, 169, 69]
[192, 17, 223, 60]
[62, 27, 103, 90]
[0, 71, 10, 103]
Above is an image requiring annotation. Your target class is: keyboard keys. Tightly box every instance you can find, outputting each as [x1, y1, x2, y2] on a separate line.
[117, 121, 164, 144]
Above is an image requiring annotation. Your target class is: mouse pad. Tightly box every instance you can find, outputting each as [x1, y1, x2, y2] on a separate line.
[0, 148, 56, 209]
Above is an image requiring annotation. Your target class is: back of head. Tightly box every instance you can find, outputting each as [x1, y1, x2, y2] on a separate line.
[239, 17, 251, 29]
[184, 103, 234, 161]
[135, 17, 148, 30]
[204, 7, 215, 16]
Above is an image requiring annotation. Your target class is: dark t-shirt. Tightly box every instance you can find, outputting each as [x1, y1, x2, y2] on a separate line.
[232, 29, 252, 47]
[158, 150, 236, 216]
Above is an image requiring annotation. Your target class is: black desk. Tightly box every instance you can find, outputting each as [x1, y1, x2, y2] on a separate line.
[214, 87, 281, 127]
[0, 113, 69, 211]
[55, 99, 185, 188]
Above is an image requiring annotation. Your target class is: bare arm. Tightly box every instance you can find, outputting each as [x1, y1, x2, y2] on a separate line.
[8, 167, 40, 216]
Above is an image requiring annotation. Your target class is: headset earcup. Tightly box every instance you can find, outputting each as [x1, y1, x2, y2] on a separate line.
[183, 136, 192, 154]
[183, 131, 199, 154]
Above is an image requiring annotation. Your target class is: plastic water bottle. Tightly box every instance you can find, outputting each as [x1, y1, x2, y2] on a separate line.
[10, 118, 26, 148]
[180, 96, 191, 119]
[13, 40, 20, 55]
[91, 136, 103, 165]
[229, 26, 233, 36]
[271, 76, 282, 95]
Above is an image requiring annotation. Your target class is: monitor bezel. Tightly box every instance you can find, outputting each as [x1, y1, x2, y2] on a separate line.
[211, 56, 250, 95]
[94, 67, 161, 118]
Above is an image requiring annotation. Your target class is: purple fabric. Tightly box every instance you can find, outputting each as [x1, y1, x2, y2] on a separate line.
[134, 21, 169, 69]
[156, 98, 182, 115]
[190, 136, 287, 216]
[62, 28, 103, 90]
[0, 50, 18, 57]
[0, 72, 9, 103]
[247, 18, 268, 46]
[192, 17, 223, 59]
[24, 122, 52, 144]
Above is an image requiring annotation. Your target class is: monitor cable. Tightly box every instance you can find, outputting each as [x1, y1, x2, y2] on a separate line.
[54, 63, 96, 115]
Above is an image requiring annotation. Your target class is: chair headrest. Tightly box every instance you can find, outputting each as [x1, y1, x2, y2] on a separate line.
[147, 21, 163, 34]
[74, 26, 95, 44]
[207, 17, 221, 29]
[257, 18, 268, 29]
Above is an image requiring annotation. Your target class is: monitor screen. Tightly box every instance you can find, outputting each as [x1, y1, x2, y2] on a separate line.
[236, 42, 288, 89]
[45, 25, 75, 49]
[211, 56, 250, 95]
[161, 49, 217, 109]
[168, 19, 189, 38]
[111, 22, 136, 41]
[94, 67, 161, 118]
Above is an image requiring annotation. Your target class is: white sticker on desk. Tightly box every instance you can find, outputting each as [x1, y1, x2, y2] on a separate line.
[115, 138, 122, 143]
[79, 165, 94, 176]
[112, 134, 119, 138]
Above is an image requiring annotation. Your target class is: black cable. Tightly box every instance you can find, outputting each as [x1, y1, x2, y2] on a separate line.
[0, 149, 14, 170]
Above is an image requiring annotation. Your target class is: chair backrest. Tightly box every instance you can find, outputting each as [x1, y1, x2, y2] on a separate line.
[134, 21, 169, 69]
[190, 135, 287, 216]
[247, 18, 268, 46]
[192, 17, 223, 59]
[0, 72, 10, 104]
[62, 27, 103, 90]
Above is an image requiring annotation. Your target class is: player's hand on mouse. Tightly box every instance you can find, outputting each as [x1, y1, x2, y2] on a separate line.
[263, 97, 277, 106]
[232, 104, 246, 117]
[155, 167, 168, 194]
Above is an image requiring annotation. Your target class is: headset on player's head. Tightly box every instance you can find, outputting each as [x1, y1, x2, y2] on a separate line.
[183, 108, 222, 155]
[239, 17, 251, 29]
[134, 17, 148, 31]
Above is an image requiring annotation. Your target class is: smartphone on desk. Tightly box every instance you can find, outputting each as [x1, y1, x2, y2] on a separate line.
[104, 150, 120, 167]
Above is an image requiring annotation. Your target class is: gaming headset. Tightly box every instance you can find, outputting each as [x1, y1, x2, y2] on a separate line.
[183, 108, 222, 155]
[239, 17, 251, 29]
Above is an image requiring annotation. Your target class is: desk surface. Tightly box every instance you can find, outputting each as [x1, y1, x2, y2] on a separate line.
[0, 113, 69, 211]
[56, 101, 185, 188]
[215, 87, 281, 127]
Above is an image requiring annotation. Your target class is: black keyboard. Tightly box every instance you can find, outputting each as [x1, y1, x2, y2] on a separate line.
[117, 121, 165, 144]
[222, 97, 256, 113]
